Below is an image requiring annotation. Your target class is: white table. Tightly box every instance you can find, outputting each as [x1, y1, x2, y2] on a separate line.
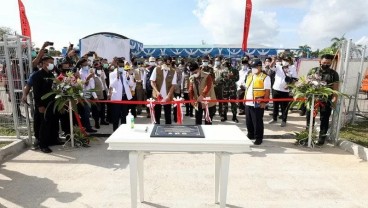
[106, 124, 252, 208]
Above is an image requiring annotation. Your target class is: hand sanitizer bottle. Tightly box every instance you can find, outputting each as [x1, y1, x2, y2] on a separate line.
[126, 110, 134, 129]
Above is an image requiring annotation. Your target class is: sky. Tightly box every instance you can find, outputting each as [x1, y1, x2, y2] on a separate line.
[1, 0, 368, 50]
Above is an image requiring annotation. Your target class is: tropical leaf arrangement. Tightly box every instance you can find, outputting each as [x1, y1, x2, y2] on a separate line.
[41, 72, 90, 114]
[289, 73, 346, 111]
[294, 129, 318, 147]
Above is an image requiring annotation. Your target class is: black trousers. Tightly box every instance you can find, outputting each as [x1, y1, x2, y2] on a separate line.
[183, 93, 193, 115]
[195, 105, 216, 125]
[146, 90, 153, 114]
[111, 95, 129, 131]
[306, 101, 332, 142]
[245, 105, 265, 141]
[237, 89, 245, 113]
[39, 105, 59, 148]
[272, 90, 291, 122]
[33, 107, 41, 140]
[154, 104, 172, 124]
[59, 111, 71, 135]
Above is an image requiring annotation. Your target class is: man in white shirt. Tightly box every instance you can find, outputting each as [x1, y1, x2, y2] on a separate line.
[244, 59, 271, 145]
[269, 56, 298, 127]
[150, 57, 177, 124]
[237, 56, 251, 115]
[108, 58, 135, 131]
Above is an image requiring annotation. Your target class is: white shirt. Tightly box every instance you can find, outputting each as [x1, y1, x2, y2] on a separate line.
[79, 69, 97, 99]
[272, 65, 298, 92]
[245, 74, 271, 107]
[109, 70, 134, 100]
[150, 66, 177, 100]
[237, 65, 250, 90]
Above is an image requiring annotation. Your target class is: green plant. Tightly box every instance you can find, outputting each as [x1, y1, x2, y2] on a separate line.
[294, 129, 318, 147]
[66, 127, 92, 148]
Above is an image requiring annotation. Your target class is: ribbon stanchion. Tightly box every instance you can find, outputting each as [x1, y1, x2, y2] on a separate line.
[146, 98, 156, 124]
[313, 100, 325, 118]
[202, 97, 212, 123]
[173, 97, 184, 124]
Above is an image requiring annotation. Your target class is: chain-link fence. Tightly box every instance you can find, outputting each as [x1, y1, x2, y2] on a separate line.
[0, 35, 33, 141]
[331, 40, 368, 143]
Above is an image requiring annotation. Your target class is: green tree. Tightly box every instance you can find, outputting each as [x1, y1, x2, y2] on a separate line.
[330, 35, 346, 52]
[298, 45, 311, 58]
[0, 27, 14, 41]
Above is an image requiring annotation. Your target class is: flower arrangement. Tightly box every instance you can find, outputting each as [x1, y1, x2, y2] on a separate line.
[42, 71, 88, 113]
[289, 73, 344, 110]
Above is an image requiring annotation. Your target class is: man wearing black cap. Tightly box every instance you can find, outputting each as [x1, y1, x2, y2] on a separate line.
[31, 56, 59, 153]
[244, 59, 271, 145]
[188, 62, 217, 125]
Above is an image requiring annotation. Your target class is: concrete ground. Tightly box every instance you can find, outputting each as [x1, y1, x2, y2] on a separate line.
[0, 109, 368, 208]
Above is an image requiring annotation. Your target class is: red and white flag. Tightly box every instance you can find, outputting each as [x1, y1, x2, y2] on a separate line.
[242, 0, 252, 51]
[18, 0, 32, 39]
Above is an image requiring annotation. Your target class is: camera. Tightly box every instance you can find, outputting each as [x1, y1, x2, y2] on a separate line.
[87, 51, 95, 57]
[47, 41, 54, 46]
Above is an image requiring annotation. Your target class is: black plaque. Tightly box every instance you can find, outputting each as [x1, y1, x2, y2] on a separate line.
[150, 125, 205, 138]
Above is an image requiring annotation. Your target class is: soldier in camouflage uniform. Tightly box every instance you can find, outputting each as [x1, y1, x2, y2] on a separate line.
[219, 59, 239, 123]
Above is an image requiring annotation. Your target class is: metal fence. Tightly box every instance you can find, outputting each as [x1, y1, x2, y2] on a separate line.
[331, 40, 368, 143]
[0, 35, 33, 142]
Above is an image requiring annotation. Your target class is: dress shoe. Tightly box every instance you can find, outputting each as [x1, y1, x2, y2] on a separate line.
[239, 112, 245, 115]
[40, 147, 52, 153]
[95, 123, 100, 129]
[232, 117, 239, 123]
[86, 128, 97, 133]
[253, 140, 262, 145]
[268, 119, 277, 124]
[100, 121, 109, 125]
[185, 113, 189, 116]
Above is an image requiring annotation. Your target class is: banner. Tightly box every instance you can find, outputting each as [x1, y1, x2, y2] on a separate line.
[18, 0, 31, 39]
[242, 0, 252, 51]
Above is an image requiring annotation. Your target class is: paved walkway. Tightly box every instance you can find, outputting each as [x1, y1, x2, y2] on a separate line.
[0, 111, 367, 208]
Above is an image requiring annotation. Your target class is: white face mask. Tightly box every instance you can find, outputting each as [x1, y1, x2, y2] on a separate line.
[149, 62, 156, 66]
[47, 63, 54, 71]
[282, 61, 289, 66]
[276, 62, 281, 66]
[82, 66, 89, 71]
[96, 69, 102, 75]
[157, 61, 163, 65]
[202, 62, 209, 67]
[194, 73, 200, 78]
[252, 68, 259, 74]
[215, 61, 220, 66]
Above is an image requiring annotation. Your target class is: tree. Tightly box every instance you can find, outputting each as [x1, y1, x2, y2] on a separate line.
[330, 35, 346, 52]
[298, 45, 311, 58]
[310, 49, 320, 58]
[0, 27, 15, 41]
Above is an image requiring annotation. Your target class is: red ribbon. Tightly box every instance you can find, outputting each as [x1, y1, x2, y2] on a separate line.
[313, 101, 325, 118]
[73, 112, 88, 137]
[173, 98, 183, 124]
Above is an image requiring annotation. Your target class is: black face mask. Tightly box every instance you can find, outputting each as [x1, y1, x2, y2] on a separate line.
[321, 64, 331, 70]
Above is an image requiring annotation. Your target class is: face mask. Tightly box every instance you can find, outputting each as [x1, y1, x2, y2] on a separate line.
[242, 65, 248, 70]
[321, 64, 331, 70]
[202, 62, 209, 67]
[144, 61, 149, 65]
[215, 61, 220, 66]
[82, 66, 89, 71]
[157, 61, 163, 65]
[103, 64, 108, 68]
[276, 62, 281, 66]
[47, 63, 54, 71]
[149, 62, 156, 66]
[96, 69, 102, 75]
[282, 61, 289, 66]
[252, 68, 259, 74]
[118, 68, 124, 73]
[194, 73, 200, 78]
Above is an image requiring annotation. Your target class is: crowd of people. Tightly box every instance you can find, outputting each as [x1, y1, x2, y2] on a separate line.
[14, 42, 339, 153]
